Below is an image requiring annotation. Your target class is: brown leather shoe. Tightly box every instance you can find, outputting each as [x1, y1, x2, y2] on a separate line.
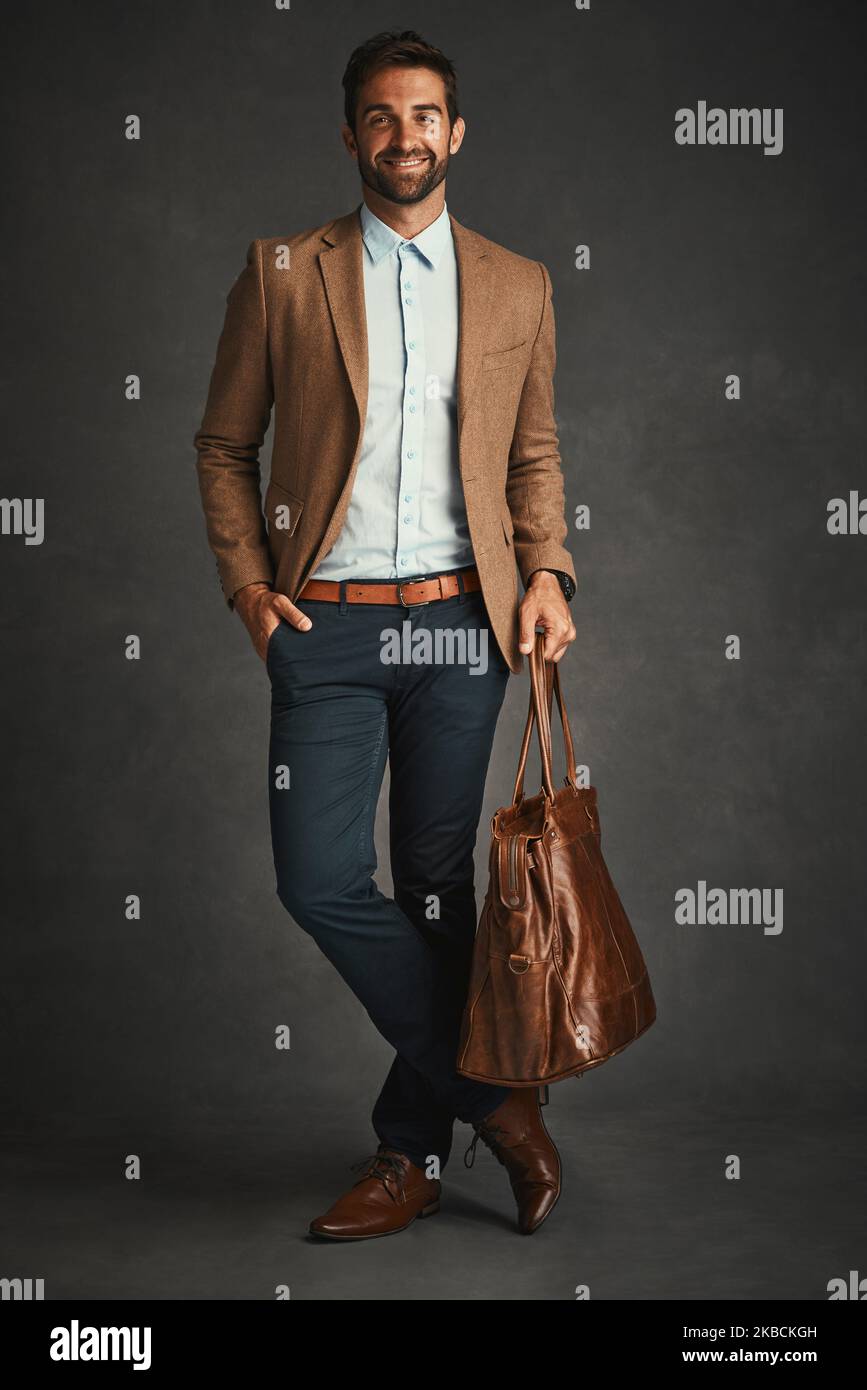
[308, 1146, 441, 1240]
[464, 1085, 561, 1233]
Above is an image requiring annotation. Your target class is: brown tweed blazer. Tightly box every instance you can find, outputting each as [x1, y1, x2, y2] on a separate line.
[193, 204, 575, 672]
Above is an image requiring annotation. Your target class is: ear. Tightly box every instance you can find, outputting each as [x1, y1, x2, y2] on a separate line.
[340, 124, 358, 158]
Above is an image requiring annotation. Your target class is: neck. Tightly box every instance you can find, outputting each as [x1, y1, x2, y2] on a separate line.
[360, 186, 446, 240]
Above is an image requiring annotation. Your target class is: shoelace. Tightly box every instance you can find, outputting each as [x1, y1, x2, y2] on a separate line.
[463, 1120, 509, 1169]
[349, 1150, 407, 1201]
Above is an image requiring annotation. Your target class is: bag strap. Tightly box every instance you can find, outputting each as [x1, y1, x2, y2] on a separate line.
[511, 631, 578, 804]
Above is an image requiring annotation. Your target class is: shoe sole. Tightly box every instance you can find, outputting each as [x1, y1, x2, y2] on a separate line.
[308, 1199, 440, 1241]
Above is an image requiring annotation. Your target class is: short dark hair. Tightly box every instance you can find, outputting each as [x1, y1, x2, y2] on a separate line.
[342, 29, 459, 134]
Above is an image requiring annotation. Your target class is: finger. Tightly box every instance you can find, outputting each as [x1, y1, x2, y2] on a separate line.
[272, 595, 312, 631]
[518, 601, 541, 653]
[547, 622, 575, 658]
[539, 619, 564, 660]
[553, 623, 577, 661]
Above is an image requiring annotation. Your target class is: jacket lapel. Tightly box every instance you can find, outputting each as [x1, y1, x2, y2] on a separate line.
[318, 208, 369, 433]
[449, 212, 497, 446]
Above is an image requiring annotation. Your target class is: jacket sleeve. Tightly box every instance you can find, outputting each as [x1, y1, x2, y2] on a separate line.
[193, 239, 275, 608]
[504, 261, 577, 591]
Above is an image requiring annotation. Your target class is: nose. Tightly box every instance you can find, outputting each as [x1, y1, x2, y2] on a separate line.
[387, 121, 426, 152]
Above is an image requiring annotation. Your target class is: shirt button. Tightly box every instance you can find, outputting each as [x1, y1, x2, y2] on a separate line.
[409, 386, 416, 395]
[404, 297, 413, 306]
[404, 494, 412, 502]
[400, 558, 408, 567]
[408, 340, 416, 350]
[403, 514, 412, 524]
[406, 450, 415, 459]
[408, 405, 416, 413]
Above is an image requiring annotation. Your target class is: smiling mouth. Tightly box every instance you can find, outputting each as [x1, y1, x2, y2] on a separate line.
[382, 156, 430, 170]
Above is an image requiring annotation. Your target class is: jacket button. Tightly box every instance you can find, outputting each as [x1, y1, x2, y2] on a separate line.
[507, 893, 519, 907]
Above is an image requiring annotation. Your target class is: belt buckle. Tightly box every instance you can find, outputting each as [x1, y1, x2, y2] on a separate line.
[397, 578, 429, 608]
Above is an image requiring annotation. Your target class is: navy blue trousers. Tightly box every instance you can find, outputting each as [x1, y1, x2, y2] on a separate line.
[267, 574, 513, 1171]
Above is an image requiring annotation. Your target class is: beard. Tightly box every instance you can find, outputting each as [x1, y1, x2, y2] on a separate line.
[360, 147, 448, 205]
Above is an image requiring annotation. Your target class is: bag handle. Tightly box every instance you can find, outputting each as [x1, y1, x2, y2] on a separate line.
[511, 631, 578, 805]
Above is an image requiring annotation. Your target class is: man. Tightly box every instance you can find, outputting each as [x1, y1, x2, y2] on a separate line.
[194, 30, 577, 1239]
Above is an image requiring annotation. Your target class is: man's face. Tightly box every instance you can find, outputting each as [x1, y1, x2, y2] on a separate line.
[344, 64, 464, 205]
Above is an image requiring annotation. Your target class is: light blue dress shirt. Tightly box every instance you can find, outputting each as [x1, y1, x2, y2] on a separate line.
[312, 201, 474, 581]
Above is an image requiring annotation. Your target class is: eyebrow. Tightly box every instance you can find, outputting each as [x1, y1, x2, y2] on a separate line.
[361, 102, 444, 118]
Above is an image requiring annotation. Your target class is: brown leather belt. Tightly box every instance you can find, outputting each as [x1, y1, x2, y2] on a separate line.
[297, 566, 481, 607]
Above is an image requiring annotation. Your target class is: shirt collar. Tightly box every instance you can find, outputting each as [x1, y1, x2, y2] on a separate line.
[359, 201, 451, 270]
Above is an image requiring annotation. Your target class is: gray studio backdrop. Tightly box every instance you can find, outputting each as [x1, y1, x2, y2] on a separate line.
[2, 0, 864, 1220]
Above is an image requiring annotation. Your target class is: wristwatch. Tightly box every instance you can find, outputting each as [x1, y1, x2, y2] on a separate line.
[533, 568, 576, 602]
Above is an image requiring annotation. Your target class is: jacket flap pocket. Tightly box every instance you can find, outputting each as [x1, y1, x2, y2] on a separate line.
[482, 340, 528, 371]
[265, 479, 304, 537]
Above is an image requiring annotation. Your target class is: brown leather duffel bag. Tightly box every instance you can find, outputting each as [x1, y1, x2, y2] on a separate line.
[457, 632, 656, 1085]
